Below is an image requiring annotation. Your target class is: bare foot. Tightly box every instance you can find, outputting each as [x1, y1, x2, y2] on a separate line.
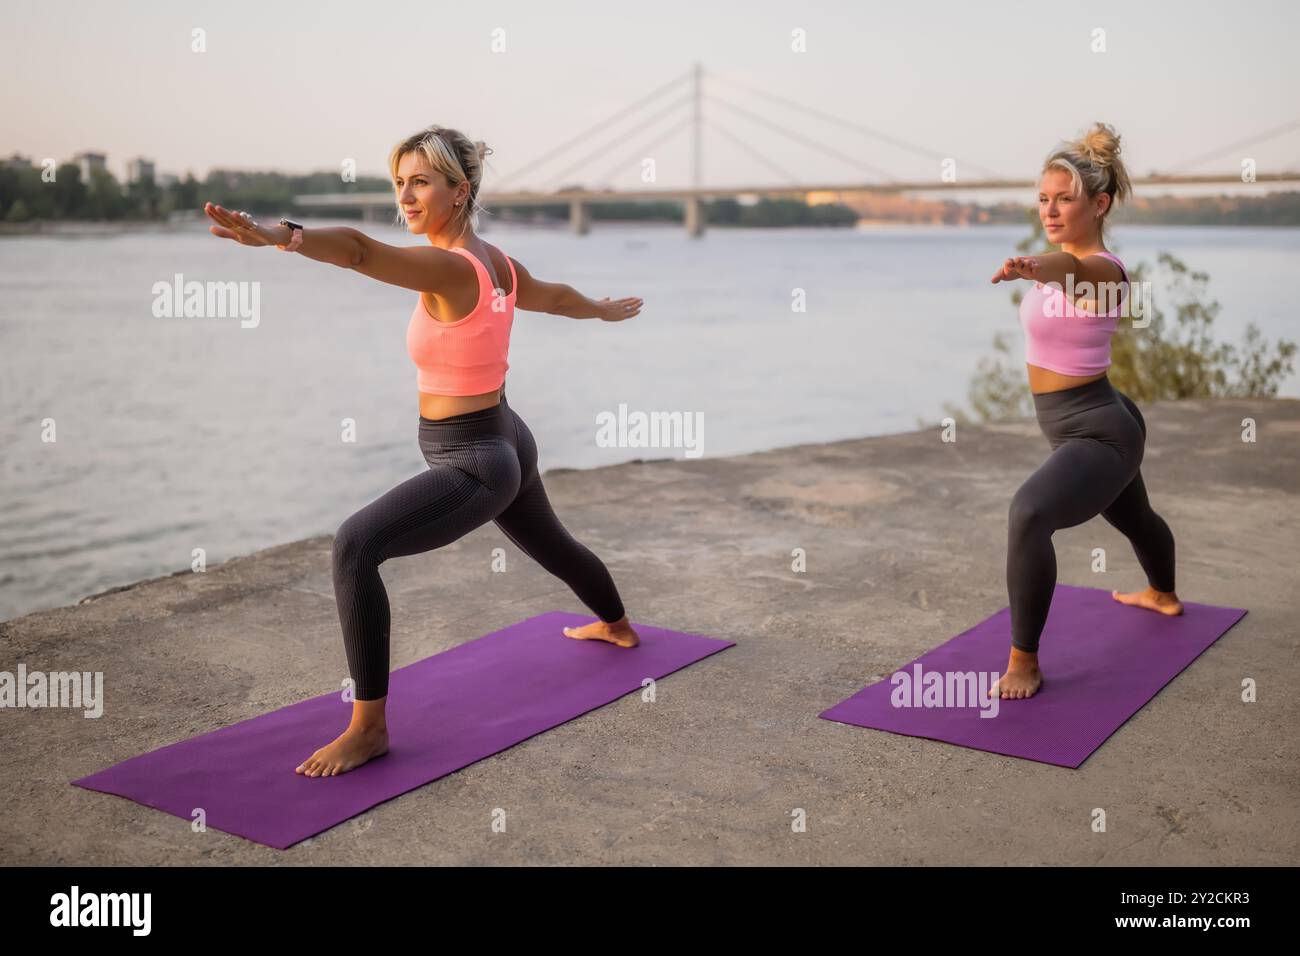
[295, 723, 389, 777]
[562, 616, 640, 648]
[989, 647, 1043, 700]
[1112, 585, 1184, 616]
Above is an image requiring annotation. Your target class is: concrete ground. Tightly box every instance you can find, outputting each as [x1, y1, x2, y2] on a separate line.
[2, 398, 1297, 865]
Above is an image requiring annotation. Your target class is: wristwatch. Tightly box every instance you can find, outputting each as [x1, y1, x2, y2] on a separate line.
[277, 217, 304, 252]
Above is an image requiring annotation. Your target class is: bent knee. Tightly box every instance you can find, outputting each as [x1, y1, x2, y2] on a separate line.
[1008, 488, 1050, 538]
[332, 515, 375, 572]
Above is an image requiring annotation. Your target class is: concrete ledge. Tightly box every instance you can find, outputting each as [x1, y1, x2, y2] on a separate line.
[2, 398, 1297, 864]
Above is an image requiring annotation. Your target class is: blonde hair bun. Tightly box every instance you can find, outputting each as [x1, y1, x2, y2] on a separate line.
[1042, 122, 1133, 234]
[1079, 122, 1122, 169]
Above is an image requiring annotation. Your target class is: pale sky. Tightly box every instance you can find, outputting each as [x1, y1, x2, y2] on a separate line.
[3, 0, 1297, 192]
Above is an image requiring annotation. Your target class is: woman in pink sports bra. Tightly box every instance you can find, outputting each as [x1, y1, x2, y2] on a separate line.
[987, 122, 1182, 701]
[204, 125, 645, 776]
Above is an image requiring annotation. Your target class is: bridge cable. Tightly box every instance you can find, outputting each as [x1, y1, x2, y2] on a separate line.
[707, 93, 901, 182]
[1168, 118, 1300, 173]
[705, 70, 1007, 180]
[492, 68, 695, 190]
[539, 93, 696, 191]
[703, 119, 802, 185]
[588, 116, 697, 189]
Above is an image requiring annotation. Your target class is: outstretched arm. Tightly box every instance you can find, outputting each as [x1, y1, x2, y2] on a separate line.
[203, 203, 463, 294]
[509, 256, 643, 322]
[991, 251, 1124, 288]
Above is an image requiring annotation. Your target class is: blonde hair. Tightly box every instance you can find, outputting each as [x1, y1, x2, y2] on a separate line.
[1042, 122, 1133, 238]
[388, 126, 493, 235]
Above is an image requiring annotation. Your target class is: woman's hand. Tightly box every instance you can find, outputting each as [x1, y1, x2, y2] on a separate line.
[991, 256, 1041, 284]
[595, 296, 644, 322]
[203, 202, 287, 248]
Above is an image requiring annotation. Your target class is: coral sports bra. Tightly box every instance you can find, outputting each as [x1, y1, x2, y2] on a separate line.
[1019, 251, 1130, 377]
[406, 246, 517, 396]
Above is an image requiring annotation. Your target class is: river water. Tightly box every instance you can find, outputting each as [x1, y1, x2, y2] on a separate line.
[1, 220, 1296, 620]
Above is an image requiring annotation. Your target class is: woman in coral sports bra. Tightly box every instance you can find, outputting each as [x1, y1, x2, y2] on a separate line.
[987, 122, 1182, 701]
[204, 125, 644, 776]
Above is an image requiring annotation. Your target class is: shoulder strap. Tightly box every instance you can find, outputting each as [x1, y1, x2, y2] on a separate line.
[449, 245, 480, 271]
[1092, 251, 1128, 285]
[448, 246, 488, 314]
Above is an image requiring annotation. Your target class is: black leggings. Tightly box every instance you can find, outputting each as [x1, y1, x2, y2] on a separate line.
[331, 394, 626, 700]
[1007, 376, 1176, 652]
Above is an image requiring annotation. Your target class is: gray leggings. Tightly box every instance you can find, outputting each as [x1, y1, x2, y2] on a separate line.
[1007, 376, 1176, 652]
[331, 393, 626, 700]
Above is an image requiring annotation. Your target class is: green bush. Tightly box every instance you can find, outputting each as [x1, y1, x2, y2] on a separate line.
[945, 217, 1296, 424]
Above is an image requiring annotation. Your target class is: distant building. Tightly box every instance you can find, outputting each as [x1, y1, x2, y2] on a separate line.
[157, 172, 179, 187]
[73, 151, 107, 181]
[804, 190, 841, 206]
[4, 153, 33, 171]
[126, 157, 156, 184]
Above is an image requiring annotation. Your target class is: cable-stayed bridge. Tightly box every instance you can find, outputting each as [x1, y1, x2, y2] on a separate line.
[296, 64, 1300, 236]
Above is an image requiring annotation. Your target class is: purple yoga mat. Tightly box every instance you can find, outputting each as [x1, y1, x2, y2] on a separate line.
[820, 585, 1246, 768]
[72, 612, 732, 849]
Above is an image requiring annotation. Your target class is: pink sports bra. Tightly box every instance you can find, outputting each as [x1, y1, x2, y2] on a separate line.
[1019, 251, 1130, 377]
[406, 246, 517, 396]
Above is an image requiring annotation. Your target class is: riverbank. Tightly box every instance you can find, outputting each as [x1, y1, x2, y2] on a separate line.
[6, 196, 1300, 238]
[2, 398, 1297, 865]
[0, 218, 199, 237]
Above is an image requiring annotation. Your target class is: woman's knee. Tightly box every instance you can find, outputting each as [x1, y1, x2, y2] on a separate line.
[332, 513, 374, 576]
[1009, 485, 1050, 540]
